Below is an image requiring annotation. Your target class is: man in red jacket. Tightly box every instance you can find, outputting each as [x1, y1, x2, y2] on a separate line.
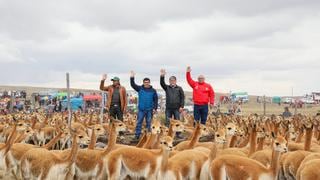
[186, 66, 215, 125]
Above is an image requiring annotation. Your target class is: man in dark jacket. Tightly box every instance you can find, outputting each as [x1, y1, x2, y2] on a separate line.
[100, 74, 127, 120]
[130, 71, 158, 139]
[160, 69, 185, 127]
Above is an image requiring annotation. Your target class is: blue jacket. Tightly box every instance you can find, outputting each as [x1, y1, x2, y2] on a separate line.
[130, 77, 158, 111]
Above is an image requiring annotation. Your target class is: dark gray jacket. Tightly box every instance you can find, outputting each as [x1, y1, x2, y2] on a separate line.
[160, 76, 185, 109]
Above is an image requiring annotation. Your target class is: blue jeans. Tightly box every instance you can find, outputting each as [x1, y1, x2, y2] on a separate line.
[194, 104, 208, 125]
[135, 109, 153, 138]
[165, 108, 180, 127]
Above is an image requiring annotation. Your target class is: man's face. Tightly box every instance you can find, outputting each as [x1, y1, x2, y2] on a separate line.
[198, 75, 205, 83]
[169, 78, 176, 86]
[143, 80, 151, 88]
[113, 80, 120, 86]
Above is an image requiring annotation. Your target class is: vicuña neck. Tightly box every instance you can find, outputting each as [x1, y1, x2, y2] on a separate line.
[160, 148, 170, 172]
[249, 127, 257, 156]
[257, 137, 265, 151]
[143, 133, 159, 149]
[65, 136, 79, 165]
[168, 124, 174, 138]
[304, 127, 313, 151]
[269, 149, 281, 177]
[103, 124, 117, 155]
[229, 135, 237, 148]
[188, 124, 201, 148]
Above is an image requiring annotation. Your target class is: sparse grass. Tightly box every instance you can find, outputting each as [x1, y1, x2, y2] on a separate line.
[219, 102, 320, 116]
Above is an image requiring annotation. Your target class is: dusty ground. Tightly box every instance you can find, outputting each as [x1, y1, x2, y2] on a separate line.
[219, 100, 319, 116]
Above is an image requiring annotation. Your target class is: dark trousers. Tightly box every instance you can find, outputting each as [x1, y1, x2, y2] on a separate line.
[165, 108, 180, 127]
[194, 104, 208, 125]
[109, 104, 123, 120]
[135, 109, 153, 138]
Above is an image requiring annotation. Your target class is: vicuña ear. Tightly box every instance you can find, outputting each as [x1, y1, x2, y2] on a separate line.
[112, 119, 123, 124]
[169, 118, 174, 123]
[271, 131, 276, 139]
[69, 127, 77, 135]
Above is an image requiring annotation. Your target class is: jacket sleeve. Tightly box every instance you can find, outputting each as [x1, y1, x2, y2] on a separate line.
[122, 87, 127, 110]
[186, 72, 196, 88]
[179, 87, 185, 108]
[130, 77, 141, 92]
[99, 80, 109, 91]
[209, 85, 215, 105]
[160, 76, 168, 91]
[153, 90, 158, 110]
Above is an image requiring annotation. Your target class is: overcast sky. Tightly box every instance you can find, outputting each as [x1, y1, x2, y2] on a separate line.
[0, 0, 319, 96]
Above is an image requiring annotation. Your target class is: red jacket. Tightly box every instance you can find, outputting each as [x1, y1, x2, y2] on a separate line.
[186, 72, 215, 105]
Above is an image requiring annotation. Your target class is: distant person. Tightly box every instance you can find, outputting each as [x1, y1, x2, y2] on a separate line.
[186, 66, 215, 125]
[235, 102, 242, 115]
[160, 69, 185, 127]
[282, 107, 292, 118]
[130, 71, 158, 139]
[100, 74, 127, 120]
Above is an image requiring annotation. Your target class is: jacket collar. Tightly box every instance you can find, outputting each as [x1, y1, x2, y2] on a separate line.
[141, 85, 153, 90]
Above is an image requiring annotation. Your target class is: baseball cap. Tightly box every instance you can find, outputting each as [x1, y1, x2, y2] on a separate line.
[111, 77, 120, 81]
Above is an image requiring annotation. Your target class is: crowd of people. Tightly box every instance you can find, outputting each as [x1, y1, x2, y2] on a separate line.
[0, 90, 28, 114]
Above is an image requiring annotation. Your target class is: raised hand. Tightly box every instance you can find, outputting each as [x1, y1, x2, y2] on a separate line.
[130, 71, 136, 77]
[160, 69, 166, 76]
[102, 74, 107, 81]
[186, 66, 191, 72]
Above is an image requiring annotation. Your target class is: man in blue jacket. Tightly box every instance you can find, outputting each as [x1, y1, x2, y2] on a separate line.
[130, 71, 158, 139]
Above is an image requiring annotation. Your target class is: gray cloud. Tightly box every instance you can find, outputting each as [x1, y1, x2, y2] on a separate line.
[0, 0, 320, 96]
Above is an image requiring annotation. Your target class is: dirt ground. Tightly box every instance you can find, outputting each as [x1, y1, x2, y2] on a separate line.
[218, 100, 320, 116]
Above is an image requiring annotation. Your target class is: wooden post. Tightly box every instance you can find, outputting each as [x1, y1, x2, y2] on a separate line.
[66, 73, 72, 148]
[66, 73, 72, 128]
[100, 92, 106, 124]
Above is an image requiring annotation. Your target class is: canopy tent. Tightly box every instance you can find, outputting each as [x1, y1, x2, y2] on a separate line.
[52, 92, 68, 99]
[40, 96, 50, 100]
[272, 96, 281, 104]
[61, 97, 83, 111]
[83, 95, 102, 101]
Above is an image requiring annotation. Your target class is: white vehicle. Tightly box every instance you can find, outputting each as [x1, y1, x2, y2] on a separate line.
[301, 98, 315, 104]
[183, 105, 194, 113]
[282, 97, 294, 104]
